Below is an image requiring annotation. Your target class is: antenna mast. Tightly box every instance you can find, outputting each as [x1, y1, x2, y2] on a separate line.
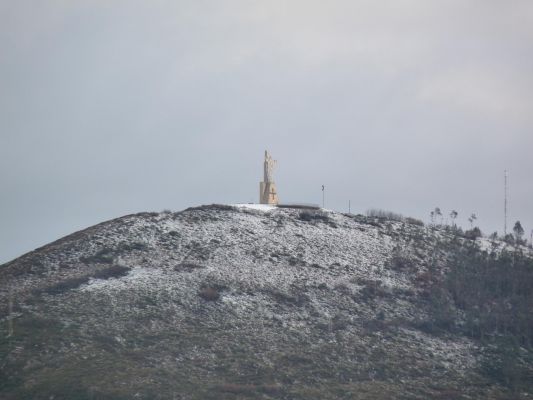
[504, 170, 508, 236]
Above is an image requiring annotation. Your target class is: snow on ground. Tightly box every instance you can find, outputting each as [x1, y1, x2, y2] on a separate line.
[233, 203, 276, 212]
[79, 266, 157, 292]
[61, 204, 420, 326]
[2, 203, 510, 398]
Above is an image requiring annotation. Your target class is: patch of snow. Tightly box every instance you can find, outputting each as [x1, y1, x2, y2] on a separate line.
[233, 203, 276, 212]
[79, 266, 157, 292]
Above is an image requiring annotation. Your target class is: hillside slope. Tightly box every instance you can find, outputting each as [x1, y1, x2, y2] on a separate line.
[0, 204, 532, 399]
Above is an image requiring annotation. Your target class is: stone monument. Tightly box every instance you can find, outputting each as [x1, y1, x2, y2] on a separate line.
[260, 150, 279, 205]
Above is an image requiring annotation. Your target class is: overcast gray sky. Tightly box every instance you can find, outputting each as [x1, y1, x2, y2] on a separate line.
[1, 0, 532, 263]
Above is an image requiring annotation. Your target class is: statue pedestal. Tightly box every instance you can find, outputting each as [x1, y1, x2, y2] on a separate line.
[260, 182, 279, 205]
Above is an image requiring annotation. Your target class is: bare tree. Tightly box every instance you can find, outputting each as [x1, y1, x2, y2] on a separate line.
[450, 210, 458, 227]
[513, 221, 524, 243]
[434, 207, 443, 225]
[468, 213, 477, 229]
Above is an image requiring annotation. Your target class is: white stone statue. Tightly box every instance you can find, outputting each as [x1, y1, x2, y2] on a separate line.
[263, 150, 277, 183]
[260, 150, 279, 204]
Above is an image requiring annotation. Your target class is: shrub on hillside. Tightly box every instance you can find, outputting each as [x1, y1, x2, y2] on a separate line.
[80, 242, 147, 265]
[366, 209, 404, 222]
[270, 288, 309, 307]
[174, 262, 204, 272]
[463, 227, 482, 240]
[44, 276, 90, 295]
[388, 246, 416, 272]
[43, 265, 131, 295]
[298, 211, 330, 223]
[80, 248, 114, 264]
[198, 286, 220, 301]
[357, 279, 391, 300]
[503, 233, 515, 245]
[93, 265, 131, 280]
[298, 211, 338, 228]
[405, 217, 424, 226]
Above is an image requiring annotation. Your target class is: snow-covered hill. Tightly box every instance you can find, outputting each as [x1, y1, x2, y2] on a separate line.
[0, 204, 531, 399]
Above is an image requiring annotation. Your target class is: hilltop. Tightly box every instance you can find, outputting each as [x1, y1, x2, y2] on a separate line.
[1, 204, 532, 399]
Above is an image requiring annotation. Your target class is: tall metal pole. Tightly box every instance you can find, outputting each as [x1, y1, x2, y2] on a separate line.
[504, 170, 508, 236]
[322, 185, 325, 208]
[349, 200, 351, 214]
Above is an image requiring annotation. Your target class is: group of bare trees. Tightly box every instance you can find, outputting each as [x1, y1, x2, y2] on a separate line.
[430, 207, 530, 247]
[430, 207, 478, 230]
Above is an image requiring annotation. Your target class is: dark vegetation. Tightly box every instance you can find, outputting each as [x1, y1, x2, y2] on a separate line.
[80, 242, 147, 264]
[387, 246, 416, 272]
[198, 285, 222, 301]
[446, 248, 533, 344]
[277, 203, 320, 210]
[366, 208, 405, 222]
[298, 211, 338, 228]
[298, 211, 331, 223]
[357, 279, 392, 300]
[43, 265, 131, 295]
[43, 275, 91, 295]
[463, 227, 482, 240]
[365, 209, 424, 227]
[268, 287, 310, 307]
[421, 236, 533, 391]
[93, 265, 131, 280]
[81, 248, 115, 264]
[185, 204, 236, 213]
[405, 217, 425, 226]
[174, 262, 205, 272]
